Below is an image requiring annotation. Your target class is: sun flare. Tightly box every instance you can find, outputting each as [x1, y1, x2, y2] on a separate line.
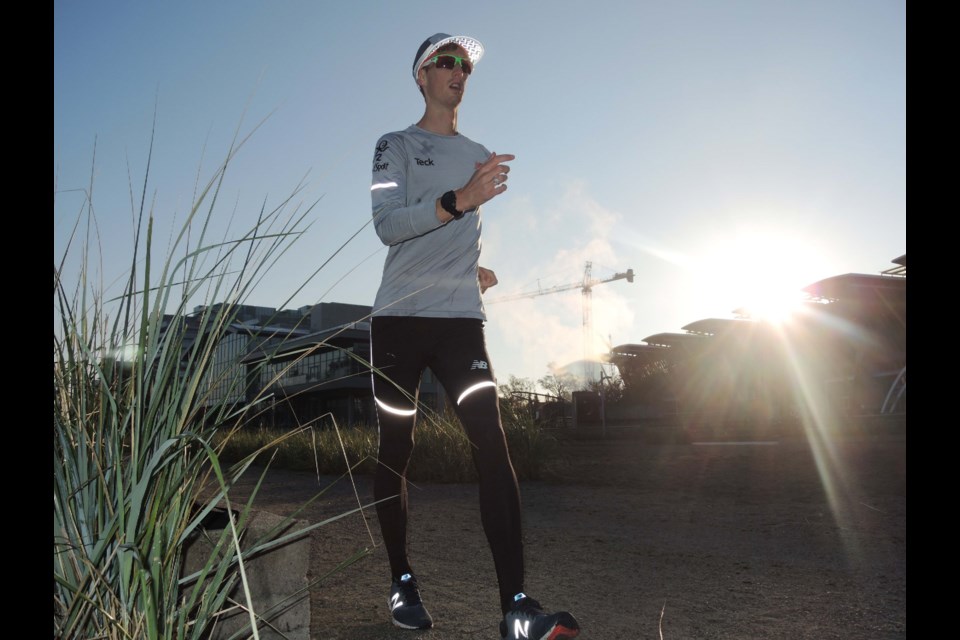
[735, 290, 808, 324]
[693, 227, 826, 325]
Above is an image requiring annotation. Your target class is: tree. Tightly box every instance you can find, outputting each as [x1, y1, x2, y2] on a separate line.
[498, 374, 535, 399]
[538, 364, 576, 402]
[497, 375, 538, 424]
[588, 366, 625, 404]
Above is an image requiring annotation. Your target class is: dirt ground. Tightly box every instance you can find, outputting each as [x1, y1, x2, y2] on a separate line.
[229, 420, 906, 639]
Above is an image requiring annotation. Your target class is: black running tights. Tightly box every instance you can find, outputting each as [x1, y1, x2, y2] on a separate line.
[370, 316, 523, 614]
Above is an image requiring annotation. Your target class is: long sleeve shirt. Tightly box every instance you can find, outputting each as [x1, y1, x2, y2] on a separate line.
[370, 124, 491, 319]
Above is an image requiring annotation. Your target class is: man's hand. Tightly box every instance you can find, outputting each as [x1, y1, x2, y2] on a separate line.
[478, 266, 498, 294]
[456, 152, 515, 212]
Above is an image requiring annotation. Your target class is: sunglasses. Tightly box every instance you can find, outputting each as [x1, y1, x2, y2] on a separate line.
[427, 53, 472, 75]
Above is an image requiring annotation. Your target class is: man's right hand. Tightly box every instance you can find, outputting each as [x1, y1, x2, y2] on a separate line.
[455, 152, 515, 212]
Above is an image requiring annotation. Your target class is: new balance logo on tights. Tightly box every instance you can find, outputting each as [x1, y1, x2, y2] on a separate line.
[470, 360, 488, 370]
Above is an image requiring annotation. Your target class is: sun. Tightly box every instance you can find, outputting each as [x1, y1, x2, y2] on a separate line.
[735, 289, 809, 324]
[693, 227, 826, 325]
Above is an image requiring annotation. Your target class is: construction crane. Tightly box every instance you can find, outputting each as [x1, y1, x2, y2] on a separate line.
[486, 261, 635, 367]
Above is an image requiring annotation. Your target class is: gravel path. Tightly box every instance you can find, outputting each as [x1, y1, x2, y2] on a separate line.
[223, 422, 906, 639]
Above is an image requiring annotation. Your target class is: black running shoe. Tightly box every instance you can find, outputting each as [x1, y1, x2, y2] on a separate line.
[388, 573, 433, 630]
[500, 593, 580, 640]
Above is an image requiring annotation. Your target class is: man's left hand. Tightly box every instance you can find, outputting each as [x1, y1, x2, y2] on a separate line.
[478, 266, 498, 294]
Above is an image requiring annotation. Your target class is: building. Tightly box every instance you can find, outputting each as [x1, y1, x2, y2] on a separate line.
[797, 255, 906, 415]
[606, 254, 906, 424]
[172, 302, 447, 430]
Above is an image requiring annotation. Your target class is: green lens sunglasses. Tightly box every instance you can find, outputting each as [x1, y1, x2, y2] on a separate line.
[428, 53, 472, 75]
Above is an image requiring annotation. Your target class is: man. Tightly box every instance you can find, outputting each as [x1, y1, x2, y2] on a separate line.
[368, 33, 581, 640]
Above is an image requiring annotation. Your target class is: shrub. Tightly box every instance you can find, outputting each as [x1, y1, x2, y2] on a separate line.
[54, 123, 341, 639]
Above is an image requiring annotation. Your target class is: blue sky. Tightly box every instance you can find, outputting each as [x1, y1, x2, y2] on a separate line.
[54, 0, 905, 387]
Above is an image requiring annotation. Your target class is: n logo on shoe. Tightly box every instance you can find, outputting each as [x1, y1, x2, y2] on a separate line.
[513, 619, 530, 639]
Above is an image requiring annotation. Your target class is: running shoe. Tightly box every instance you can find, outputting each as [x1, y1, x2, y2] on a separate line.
[500, 593, 580, 640]
[388, 573, 433, 630]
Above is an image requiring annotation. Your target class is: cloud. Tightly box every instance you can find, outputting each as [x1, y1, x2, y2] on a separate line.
[484, 182, 635, 385]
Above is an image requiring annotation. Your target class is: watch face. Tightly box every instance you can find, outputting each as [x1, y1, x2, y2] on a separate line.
[442, 191, 462, 218]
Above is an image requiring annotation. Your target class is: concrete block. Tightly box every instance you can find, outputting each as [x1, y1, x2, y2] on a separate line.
[183, 509, 311, 640]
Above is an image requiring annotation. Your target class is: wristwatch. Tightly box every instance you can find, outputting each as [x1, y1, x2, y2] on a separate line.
[440, 190, 465, 220]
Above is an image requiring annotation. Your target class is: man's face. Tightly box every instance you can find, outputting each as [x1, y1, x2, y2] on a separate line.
[418, 44, 471, 107]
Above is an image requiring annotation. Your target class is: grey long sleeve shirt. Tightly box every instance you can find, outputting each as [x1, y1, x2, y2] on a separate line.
[370, 125, 491, 319]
